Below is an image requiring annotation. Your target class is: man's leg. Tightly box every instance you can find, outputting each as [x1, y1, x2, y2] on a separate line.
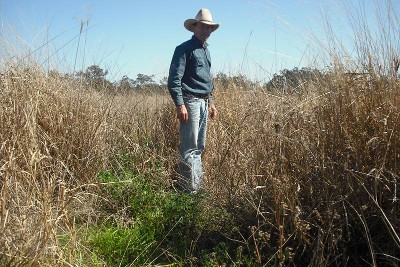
[194, 99, 208, 189]
[178, 97, 208, 192]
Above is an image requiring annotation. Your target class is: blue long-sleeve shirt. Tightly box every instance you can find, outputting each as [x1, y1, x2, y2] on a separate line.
[168, 35, 214, 106]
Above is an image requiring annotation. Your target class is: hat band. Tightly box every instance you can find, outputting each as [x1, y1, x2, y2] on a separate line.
[198, 19, 217, 24]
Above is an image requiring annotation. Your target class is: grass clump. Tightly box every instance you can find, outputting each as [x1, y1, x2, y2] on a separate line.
[88, 167, 222, 266]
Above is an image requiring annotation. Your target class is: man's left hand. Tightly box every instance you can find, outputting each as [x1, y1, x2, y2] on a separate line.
[209, 104, 217, 120]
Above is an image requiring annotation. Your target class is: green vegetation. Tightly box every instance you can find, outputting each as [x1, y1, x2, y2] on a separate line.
[85, 154, 251, 266]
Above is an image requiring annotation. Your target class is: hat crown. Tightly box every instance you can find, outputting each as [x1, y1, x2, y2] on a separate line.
[184, 8, 219, 32]
[195, 8, 213, 23]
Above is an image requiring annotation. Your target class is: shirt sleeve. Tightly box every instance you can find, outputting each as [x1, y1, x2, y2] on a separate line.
[207, 48, 215, 105]
[167, 45, 186, 106]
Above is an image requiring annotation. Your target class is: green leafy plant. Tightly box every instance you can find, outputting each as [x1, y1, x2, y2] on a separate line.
[88, 171, 208, 266]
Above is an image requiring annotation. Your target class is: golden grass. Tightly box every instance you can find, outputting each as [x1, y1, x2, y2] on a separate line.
[208, 72, 400, 265]
[1, 63, 400, 265]
[1, 1, 400, 264]
[0, 67, 174, 265]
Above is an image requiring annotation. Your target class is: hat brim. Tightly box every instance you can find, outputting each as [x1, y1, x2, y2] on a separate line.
[184, 19, 220, 32]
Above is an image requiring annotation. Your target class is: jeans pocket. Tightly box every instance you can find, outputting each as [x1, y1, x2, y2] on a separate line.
[184, 95, 201, 104]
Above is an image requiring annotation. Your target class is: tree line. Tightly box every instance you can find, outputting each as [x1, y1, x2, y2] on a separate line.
[48, 64, 324, 93]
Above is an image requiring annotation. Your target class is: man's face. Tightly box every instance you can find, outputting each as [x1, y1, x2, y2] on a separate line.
[193, 22, 214, 43]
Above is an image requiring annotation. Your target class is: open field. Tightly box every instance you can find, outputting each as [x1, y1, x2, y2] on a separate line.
[1, 1, 400, 265]
[1, 63, 399, 266]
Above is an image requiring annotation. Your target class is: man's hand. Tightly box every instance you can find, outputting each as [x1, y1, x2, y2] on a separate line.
[177, 105, 188, 123]
[209, 104, 217, 120]
[393, 57, 400, 73]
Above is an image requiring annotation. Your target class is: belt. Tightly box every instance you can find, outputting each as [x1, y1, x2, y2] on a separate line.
[183, 92, 210, 99]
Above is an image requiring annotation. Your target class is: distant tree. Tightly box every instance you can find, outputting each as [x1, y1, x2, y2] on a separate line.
[133, 74, 156, 88]
[214, 72, 229, 88]
[118, 75, 135, 91]
[159, 76, 168, 90]
[132, 73, 164, 91]
[232, 74, 254, 89]
[48, 70, 62, 78]
[48, 69, 71, 81]
[214, 72, 256, 90]
[76, 65, 113, 90]
[263, 67, 322, 93]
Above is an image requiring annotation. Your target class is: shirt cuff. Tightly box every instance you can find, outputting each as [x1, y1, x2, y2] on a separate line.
[175, 97, 184, 106]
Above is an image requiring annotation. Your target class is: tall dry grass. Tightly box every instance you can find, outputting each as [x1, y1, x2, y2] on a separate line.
[200, 2, 400, 263]
[0, 65, 174, 265]
[1, 63, 400, 266]
[207, 71, 400, 265]
[1, 66, 108, 265]
[1, 1, 400, 265]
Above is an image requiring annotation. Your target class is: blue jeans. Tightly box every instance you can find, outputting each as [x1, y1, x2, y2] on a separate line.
[178, 96, 209, 192]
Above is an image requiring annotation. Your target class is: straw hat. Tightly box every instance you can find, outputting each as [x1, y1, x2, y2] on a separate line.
[184, 8, 220, 32]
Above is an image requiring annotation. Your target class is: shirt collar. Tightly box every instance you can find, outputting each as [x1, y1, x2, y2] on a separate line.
[191, 35, 208, 48]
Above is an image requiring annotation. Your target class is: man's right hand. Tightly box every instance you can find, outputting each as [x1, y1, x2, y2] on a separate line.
[177, 105, 188, 123]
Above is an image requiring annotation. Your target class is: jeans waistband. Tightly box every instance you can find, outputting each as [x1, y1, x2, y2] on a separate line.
[183, 92, 209, 99]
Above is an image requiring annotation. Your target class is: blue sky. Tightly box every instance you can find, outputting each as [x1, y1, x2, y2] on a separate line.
[0, 0, 395, 83]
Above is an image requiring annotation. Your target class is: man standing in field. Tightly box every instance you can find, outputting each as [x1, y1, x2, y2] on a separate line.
[168, 8, 219, 193]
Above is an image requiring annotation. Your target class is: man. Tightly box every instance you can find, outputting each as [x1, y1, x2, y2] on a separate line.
[167, 8, 219, 193]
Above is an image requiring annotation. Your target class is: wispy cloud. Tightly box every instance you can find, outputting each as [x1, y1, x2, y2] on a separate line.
[252, 47, 299, 60]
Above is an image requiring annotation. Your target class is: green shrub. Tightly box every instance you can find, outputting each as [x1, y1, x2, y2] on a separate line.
[88, 171, 207, 266]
